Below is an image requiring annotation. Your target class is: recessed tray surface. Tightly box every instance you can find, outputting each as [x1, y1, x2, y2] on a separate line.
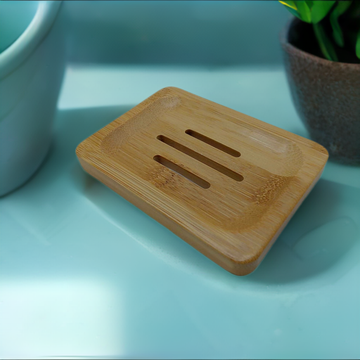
[76, 87, 328, 275]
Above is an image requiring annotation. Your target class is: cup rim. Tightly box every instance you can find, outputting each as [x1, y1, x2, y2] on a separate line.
[0, 1, 62, 79]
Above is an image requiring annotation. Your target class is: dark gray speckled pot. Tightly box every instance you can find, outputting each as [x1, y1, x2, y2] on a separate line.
[280, 19, 360, 164]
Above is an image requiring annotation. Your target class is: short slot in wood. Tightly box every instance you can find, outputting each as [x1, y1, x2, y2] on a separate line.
[185, 129, 240, 157]
[153, 155, 210, 189]
[157, 135, 243, 182]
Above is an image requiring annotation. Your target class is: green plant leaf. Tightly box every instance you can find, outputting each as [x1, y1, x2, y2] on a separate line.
[313, 22, 338, 61]
[280, 1, 336, 24]
[356, 29, 360, 59]
[279, 1, 298, 11]
[285, 7, 302, 19]
[329, 1, 352, 47]
[279, 1, 302, 19]
[296, 1, 312, 23]
[310, 1, 336, 23]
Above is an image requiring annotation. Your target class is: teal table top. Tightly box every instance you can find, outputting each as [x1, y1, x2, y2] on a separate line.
[1, 65, 359, 358]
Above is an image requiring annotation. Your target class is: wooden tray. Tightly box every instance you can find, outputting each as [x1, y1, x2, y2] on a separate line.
[76, 87, 328, 275]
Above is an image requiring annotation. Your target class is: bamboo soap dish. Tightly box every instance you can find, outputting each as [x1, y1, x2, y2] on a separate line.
[76, 87, 328, 275]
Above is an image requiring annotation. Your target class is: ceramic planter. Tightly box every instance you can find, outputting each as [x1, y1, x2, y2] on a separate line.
[0, 2, 65, 196]
[280, 18, 360, 165]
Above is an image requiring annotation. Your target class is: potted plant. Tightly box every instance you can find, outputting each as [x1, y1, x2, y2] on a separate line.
[279, 1, 360, 164]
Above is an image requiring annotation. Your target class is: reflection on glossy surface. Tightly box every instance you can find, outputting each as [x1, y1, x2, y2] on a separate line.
[78, 165, 360, 292]
[0, 280, 119, 358]
[1, 66, 360, 358]
[247, 180, 360, 288]
[293, 217, 358, 260]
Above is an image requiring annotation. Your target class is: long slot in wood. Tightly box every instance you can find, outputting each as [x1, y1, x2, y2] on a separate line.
[153, 155, 210, 189]
[157, 135, 243, 182]
[185, 129, 241, 157]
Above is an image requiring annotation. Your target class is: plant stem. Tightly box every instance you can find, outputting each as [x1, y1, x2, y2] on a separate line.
[356, 30, 360, 59]
[313, 22, 338, 61]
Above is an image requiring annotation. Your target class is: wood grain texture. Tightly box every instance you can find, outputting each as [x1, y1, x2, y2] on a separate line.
[76, 87, 328, 275]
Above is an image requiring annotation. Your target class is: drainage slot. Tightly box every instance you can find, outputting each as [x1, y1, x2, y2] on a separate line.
[153, 155, 210, 189]
[157, 135, 243, 182]
[185, 129, 240, 157]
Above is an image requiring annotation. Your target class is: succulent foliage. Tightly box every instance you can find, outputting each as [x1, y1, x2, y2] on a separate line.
[280, 0, 360, 62]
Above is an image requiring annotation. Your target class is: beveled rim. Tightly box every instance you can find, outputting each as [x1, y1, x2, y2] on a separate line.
[0, 1, 62, 79]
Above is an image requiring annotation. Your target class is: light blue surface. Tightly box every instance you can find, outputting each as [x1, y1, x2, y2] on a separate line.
[1, 64, 359, 358]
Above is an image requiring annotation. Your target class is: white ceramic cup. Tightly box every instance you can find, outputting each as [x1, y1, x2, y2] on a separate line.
[0, 2, 65, 196]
